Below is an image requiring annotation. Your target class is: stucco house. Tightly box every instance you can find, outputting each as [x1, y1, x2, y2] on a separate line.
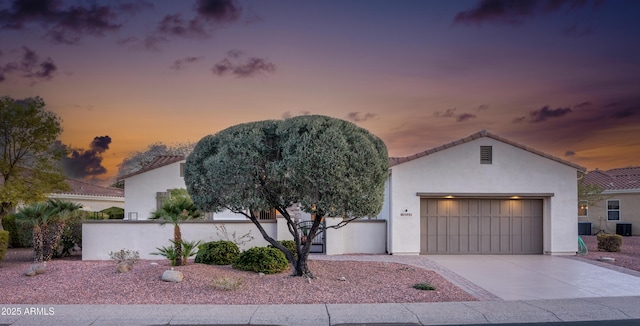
[116, 130, 585, 256]
[118, 156, 251, 221]
[383, 130, 585, 255]
[48, 178, 124, 213]
[578, 167, 640, 236]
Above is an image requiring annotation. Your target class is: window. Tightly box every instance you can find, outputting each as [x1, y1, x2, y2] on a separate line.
[480, 146, 492, 164]
[180, 163, 185, 177]
[578, 200, 588, 217]
[156, 191, 170, 209]
[607, 200, 620, 221]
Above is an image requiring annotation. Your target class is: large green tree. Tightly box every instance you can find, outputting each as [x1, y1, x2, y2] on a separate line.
[184, 115, 389, 277]
[0, 96, 68, 230]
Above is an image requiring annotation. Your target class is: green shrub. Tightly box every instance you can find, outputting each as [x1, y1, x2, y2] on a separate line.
[0, 230, 9, 261]
[269, 240, 298, 260]
[55, 212, 85, 258]
[195, 240, 240, 265]
[413, 281, 436, 291]
[2, 214, 33, 248]
[100, 207, 125, 219]
[597, 234, 622, 252]
[232, 246, 289, 274]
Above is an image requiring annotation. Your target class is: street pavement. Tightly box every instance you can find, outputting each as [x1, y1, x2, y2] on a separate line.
[3, 254, 640, 325]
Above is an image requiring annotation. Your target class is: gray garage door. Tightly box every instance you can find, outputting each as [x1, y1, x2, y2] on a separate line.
[420, 199, 543, 254]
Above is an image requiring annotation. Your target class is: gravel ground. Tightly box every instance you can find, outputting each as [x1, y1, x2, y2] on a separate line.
[0, 248, 476, 305]
[575, 235, 640, 273]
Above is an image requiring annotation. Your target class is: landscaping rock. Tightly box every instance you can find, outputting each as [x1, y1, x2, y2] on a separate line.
[33, 263, 46, 274]
[24, 263, 46, 276]
[161, 270, 184, 283]
[116, 262, 131, 273]
[25, 266, 36, 276]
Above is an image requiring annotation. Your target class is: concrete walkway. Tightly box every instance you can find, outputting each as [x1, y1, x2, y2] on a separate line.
[2, 297, 640, 325]
[427, 255, 640, 300]
[3, 254, 640, 325]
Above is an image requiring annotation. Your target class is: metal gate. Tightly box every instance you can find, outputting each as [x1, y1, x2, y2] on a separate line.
[298, 220, 325, 254]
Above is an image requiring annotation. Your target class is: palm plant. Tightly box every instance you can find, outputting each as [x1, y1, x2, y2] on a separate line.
[150, 189, 202, 266]
[15, 199, 82, 262]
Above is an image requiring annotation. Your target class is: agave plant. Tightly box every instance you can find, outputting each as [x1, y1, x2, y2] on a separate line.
[152, 239, 201, 266]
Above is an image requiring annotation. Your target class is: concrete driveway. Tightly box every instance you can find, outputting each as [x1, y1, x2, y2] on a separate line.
[428, 255, 640, 300]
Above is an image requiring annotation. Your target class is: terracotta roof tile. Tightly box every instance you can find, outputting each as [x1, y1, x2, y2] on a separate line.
[389, 130, 586, 171]
[54, 179, 124, 197]
[118, 155, 185, 180]
[584, 167, 640, 190]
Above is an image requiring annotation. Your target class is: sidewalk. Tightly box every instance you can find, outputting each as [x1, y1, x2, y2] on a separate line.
[2, 297, 640, 325]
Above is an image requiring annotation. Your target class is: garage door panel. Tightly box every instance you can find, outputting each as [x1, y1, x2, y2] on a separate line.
[499, 217, 511, 253]
[421, 198, 543, 254]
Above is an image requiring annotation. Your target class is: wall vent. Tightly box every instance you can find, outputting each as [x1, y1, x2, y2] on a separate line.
[480, 146, 492, 164]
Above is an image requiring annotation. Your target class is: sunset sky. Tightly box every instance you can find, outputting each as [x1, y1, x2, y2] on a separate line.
[1, 0, 639, 184]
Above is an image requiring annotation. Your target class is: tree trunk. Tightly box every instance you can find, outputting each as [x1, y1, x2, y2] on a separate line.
[174, 224, 183, 266]
[33, 224, 43, 263]
[44, 220, 66, 261]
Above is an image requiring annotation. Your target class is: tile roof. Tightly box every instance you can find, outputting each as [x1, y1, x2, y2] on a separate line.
[54, 179, 124, 197]
[389, 130, 586, 171]
[117, 155, 185, 181]
[583, 167, 640, 191]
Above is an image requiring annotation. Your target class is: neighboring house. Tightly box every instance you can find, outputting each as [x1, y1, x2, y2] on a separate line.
[118, 155, 251, 220]
[382, 130, 585, 255]
[48, 178, 124, 212]
[579, 167, 640, 236]
[118, 130, 585, 255]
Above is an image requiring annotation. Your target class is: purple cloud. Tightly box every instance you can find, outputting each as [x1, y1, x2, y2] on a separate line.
[457, 113, 477, 122]
[454, 0, 594, 25]
[0, 0, 122, 44]
[157, 14, 208, 38]
[346, 112, 377, 122]
[195, 0, 241, 22]
[171, 56, 203, 70]
[529, 105, 573, 123]
[212, 51, 276, 78]
[0, 46, 57, 83]
[434, 108, 457, 118]
[61, 135, 112, 179]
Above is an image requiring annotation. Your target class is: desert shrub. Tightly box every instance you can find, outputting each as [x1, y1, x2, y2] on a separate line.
[195, 240, 239, 265]
[232, 246, 288, 274]
[0, 230, 9, 261]
[210, 275, 243, 291]
[269, 240, 298, 260]
[109, 248, 140, 265]
[2, 214, 32, 248]
[597, 233, 622, 252]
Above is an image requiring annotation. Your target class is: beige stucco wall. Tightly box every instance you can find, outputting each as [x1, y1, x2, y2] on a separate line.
[83, 220, 276, 260]
[579, 190, 640, 236]
[83, 218, 386, 259]
[386, 137, 580, 255]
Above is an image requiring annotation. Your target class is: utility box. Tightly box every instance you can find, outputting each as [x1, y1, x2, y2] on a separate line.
[578, 222, 592, 235]
[616, 223, 632, 236]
